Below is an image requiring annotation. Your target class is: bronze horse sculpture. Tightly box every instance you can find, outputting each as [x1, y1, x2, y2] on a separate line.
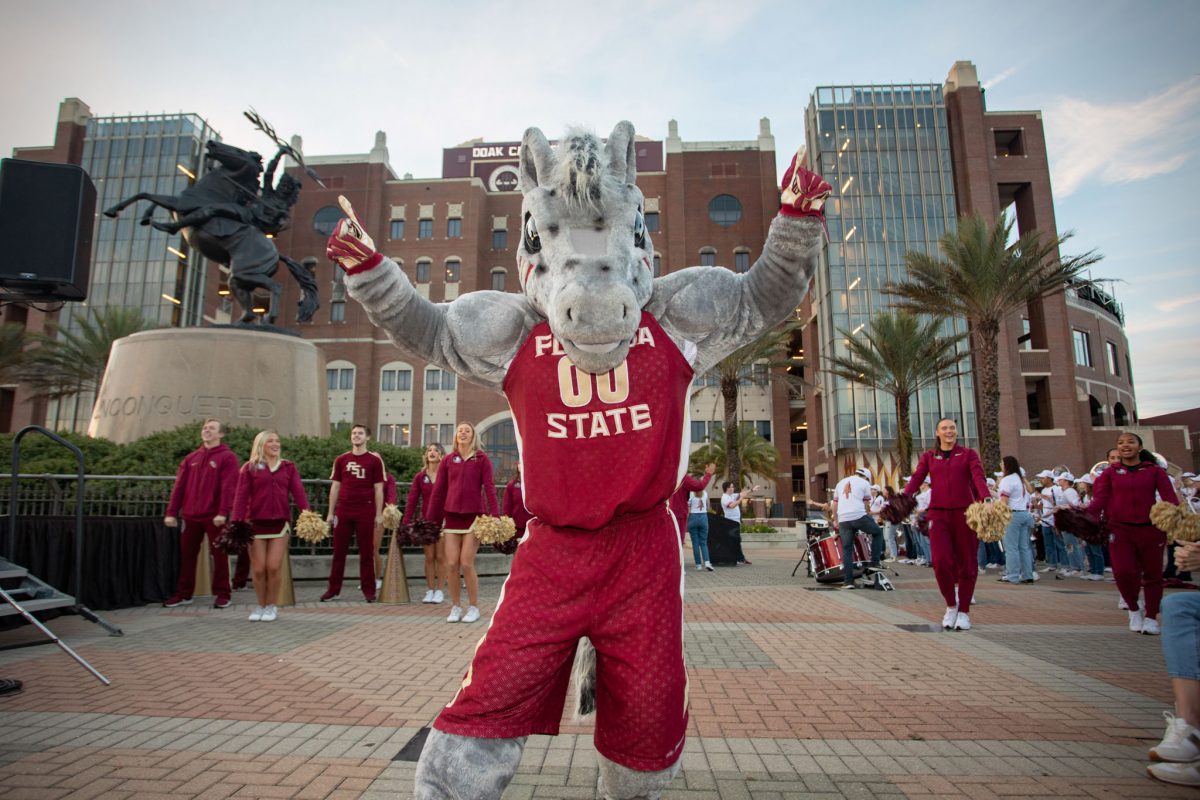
[104, 139, 319, 326]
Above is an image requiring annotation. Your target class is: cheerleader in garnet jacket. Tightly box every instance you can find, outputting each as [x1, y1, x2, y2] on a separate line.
[231, 430, 309, 622]
[1086, 431, 1179, 635]
[405, 443, 446, 605]
[427, 423, 500, 624]
[902, 418, 991, 632]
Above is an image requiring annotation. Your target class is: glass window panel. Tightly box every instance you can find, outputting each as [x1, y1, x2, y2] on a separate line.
[418, 219, 433, 239]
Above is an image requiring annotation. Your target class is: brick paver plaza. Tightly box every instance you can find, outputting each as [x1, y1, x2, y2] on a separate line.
[1, 548, 1194, 798]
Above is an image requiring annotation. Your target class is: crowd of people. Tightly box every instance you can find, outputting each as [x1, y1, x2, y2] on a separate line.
[161, 418, 511, 625]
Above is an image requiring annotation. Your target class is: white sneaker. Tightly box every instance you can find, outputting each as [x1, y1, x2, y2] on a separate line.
[954, 612, 971, 631]
[248, 606, 265, 621]
[1031, 572, 1040, 581]
[432, 590, 445, 604]
[884, 557, 897, 563]
[1118, 596, 1129, 610]
[447, 606, 464, 623]
[376, 578, 382, 590]
[422, 589, 435, 603]
[1147, 761, 1200, 787]
[462, 606, 481, 623]
[1039, 566, 1056, 573]
[1142, 617, 1161, 635]
[696, 564, 704, 571]
[261, 605, 278, 622]
[704, 561, 714, 571]
[1150, 711, 1200, 762]
[942, 607, 958, 629]
[1129, 609, 1145, 632]
[1087, 573, 1104, 581]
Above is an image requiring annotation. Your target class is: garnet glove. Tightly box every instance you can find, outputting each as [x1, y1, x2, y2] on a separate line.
[779, 146, 832, 220]
[325, 195, 379, 272]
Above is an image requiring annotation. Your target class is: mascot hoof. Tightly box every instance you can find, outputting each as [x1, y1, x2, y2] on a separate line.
[597, 753, 681, 800]
[414, 728, 526, 800]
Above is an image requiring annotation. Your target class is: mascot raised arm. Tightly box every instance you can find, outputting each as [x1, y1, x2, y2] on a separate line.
[327, 121, 829, 800]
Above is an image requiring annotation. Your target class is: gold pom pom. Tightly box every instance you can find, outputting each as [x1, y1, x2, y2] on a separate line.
[295, 509, 330, 544]
[470, 515, 517, 545]
[1152, 501, 1199, 542]
[381, 504, 402, 531]
[965, 501, 1011, 543]
[1175, 513, 1200, 543]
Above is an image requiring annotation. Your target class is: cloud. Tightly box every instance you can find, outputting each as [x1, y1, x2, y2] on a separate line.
[1045, 75, 1200, 197]
[982, 66, 1018, 90]
[1155, 293, 1200, 314]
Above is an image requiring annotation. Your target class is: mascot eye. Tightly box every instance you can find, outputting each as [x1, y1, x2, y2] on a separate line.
[633, 210, 646, 250]
[523, 212, 541, 254]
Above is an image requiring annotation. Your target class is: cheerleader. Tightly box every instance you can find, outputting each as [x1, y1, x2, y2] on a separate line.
[405, 444, 446, 604]
[231, 431, 309, 622]
[1086, 432, 1179, 635]
[901, 418, 990, 631]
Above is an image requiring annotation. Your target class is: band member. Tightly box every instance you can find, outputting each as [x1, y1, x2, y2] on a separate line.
[163, 418, 240, 609]
[902, 418, 990, 631]
[831, 467, 883, 589]
[321, 424, 385, 603]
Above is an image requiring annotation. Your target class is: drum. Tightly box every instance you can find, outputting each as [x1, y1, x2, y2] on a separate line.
[810, 533, 845, 583]
[854, 531, 874, 565]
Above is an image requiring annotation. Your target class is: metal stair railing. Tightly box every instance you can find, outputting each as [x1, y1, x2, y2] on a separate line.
[4, 425, 120, 686]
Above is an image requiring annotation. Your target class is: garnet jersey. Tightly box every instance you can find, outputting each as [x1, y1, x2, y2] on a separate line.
[503, 311, 693, 530]
[330, 451, 385, 509]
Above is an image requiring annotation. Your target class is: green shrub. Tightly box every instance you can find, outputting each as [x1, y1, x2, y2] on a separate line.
[741, 523, 777, 534]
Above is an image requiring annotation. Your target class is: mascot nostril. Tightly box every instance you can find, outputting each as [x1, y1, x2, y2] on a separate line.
[328, 119, 829, 800]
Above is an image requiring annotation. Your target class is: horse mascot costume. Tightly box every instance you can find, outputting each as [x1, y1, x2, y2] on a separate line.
[327, 121, 829, 800]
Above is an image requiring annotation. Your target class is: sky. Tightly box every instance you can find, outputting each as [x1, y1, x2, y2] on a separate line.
[2, 0, 1198, 417]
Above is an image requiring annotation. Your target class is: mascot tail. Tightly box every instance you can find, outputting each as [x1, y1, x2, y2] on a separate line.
[572, 637, 597, 720]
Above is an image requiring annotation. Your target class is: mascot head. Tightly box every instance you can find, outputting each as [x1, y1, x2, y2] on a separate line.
[516, 121, 653, 375]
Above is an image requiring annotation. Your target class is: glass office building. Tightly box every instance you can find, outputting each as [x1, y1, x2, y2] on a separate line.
[804, 84, 976, 457]
[46, 112, 217, 431]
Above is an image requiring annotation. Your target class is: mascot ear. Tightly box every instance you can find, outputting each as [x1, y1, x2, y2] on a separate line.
[604, 121, 636, 184]
[520, 127, 555, 192]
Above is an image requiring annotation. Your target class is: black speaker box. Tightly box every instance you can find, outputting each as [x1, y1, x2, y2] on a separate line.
[0, 158, 96, 301]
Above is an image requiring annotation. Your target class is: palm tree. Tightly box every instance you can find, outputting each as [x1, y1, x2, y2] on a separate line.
[823, 311, 967, 473]
[0, 323, 28, 385]
[705, 321, 800, 486]
[21, 307, 159, 400]
[688, 422, 779, 485]
[887, 212, 1102, 470]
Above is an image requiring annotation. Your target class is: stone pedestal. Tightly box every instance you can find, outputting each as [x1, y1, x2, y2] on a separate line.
[88, 328, 328, 442]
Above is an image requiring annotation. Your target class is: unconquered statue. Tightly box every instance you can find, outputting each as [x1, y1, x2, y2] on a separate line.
[103, 112, 320, 327]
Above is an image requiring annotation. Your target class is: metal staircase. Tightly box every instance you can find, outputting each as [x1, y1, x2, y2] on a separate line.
[3, 426, 120, 685]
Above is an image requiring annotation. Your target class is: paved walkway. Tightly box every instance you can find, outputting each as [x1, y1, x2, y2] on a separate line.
[0, 548, 1195, 799]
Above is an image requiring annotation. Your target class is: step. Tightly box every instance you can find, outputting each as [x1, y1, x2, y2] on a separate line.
[0, 595, 77, 617]
[0, 559, 29, 581]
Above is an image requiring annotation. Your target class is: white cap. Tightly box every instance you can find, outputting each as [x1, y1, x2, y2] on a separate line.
[901, 475, 914, 482]
[1020, 467, 1027, 477]
[1057, 472, 1075, 483]
[986, 477, 996, 487]
[1036, 469, 1056, 479]
[871, 484, 881, 491]
[1184, 472, 1196, 479]
[855, 467, 871, 479]
[993, 471, 1003, 477]
[1078, 474, 1094, 484]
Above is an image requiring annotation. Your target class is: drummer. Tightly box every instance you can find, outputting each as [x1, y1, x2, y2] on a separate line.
[831, 467, 884, 589]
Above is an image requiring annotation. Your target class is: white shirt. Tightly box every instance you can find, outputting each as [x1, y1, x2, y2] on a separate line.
[832, 476, 871, 522]
[1055, 485, 1080, 510]
[915, 488, 932, 512]
[869, 495, 886, 517]
[687, 494, 707, 515]
[721, 492, 741, 522]
[998, 473, 1029, 511]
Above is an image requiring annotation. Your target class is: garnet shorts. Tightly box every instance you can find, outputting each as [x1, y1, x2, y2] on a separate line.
[433, 505, 687, 772]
